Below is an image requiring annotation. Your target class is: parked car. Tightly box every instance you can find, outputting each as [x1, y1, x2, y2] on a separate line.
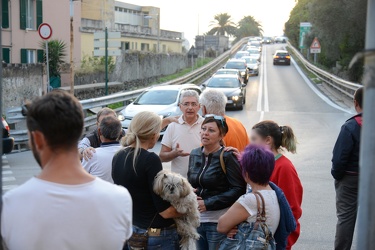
[234, 51, 250, 59]
[246, 47, 261, 62]
[273, 50, 291, 65]
[118, 84, 201, 134]
[214, 69, 243, 82]
[242, 56, 259, 76]
[223, 59, 249, 83]
[275, 36, 288, 43]
[202, 75, 246, 110]
[2, 118, 14, 154]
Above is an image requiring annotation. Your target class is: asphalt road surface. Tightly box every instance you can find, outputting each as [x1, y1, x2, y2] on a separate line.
[3, 44, 357, 249]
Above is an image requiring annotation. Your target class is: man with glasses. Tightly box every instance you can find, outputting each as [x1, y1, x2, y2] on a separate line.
[160, 90, 203, 178]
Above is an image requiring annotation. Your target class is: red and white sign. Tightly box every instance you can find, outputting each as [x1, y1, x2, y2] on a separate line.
[38, 23, 53, 40]
[310, 37, 321, 53]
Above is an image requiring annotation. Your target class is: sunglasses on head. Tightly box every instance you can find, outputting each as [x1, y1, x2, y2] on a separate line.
[204, 114, 228, 129]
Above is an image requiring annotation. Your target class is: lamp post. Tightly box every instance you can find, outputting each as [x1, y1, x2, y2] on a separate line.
[69, 0, 76, 94]
[144, 14, 160, 53]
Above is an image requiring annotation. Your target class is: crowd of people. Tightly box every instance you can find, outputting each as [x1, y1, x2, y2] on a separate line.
[1, 86, 363, 250]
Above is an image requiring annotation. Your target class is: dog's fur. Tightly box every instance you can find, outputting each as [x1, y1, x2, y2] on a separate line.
[153, 170, 200, 250]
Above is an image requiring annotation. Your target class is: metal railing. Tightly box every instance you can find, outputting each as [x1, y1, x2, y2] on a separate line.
[287, 42, 362, 98]
[5, 37, 248, 149]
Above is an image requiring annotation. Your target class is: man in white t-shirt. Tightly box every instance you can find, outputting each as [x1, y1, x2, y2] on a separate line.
[160, 90, 203, 177]
[82, 116, 122, 183]
[1, 90, 132, 250]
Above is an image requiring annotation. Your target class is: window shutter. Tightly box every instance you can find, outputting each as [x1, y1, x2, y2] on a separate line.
[37, 49, 44, 63]
[2, 0, 9, 28]
[19, 0, 27, 30]
[2, 48, 10, 63]
[36, 0, 43, 27]
[21, 49, 27, 63]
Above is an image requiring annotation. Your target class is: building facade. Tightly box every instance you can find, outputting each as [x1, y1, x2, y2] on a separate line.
[80, 0, 184, 58]
[195, 35, 229, 57]
[1, 0, 81, 64]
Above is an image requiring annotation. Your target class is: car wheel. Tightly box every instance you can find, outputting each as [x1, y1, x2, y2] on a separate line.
[287, 62, 291, 66]
[273, 62, 276, 65]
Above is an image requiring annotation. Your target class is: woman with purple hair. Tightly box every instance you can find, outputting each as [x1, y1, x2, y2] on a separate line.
[217, 145, 296, 250]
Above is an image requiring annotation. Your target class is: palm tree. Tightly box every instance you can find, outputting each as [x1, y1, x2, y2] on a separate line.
[234, 16, 263, 43]
[40, 40, 67, 78]
[207, 13, 237, 36]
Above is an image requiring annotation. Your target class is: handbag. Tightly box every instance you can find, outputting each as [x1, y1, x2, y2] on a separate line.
[127, 214, 157, 250]
[218, 192, 276, 250]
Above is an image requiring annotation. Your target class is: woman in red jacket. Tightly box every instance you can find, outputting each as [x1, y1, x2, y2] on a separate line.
[251, 120, 303, 250]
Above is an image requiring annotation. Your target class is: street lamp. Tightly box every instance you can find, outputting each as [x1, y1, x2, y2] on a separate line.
[144, 14, 160, 53]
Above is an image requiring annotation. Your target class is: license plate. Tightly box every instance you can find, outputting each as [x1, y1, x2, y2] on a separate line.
[227, 100, 233, 104]
[279, 60, 285, 62]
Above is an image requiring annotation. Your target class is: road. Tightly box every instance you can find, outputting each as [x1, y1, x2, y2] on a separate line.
[2, 44, 356, 249]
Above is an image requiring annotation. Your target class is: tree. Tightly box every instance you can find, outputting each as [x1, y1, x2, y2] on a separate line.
[234, 16, 263, 43]
[207, 13, 237, 36]
[40, 40, 67, 78]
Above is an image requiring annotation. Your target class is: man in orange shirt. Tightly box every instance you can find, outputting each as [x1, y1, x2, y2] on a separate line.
[200, 89, 249, 152]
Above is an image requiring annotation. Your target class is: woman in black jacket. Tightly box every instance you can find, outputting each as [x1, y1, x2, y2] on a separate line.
[187, 116, 247, 250]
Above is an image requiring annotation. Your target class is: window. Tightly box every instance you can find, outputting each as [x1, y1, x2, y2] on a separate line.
[20, 0, 42, 30]
[153, 44, 157, 52]
[163, 45, 167, 53]
[121, 42, 130, 50]
[135, 42, 138, 50]
[2, 48, 10, 63]
[141, 43, 149, 51]
[21, 49, 36, 63]
[2, 0, 9, 28]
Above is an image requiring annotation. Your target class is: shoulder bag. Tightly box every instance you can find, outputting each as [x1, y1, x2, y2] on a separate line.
[127, 214, 157, 250]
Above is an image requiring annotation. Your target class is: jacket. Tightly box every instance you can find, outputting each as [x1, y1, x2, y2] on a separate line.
[331, 113, 362, 180]
[269, 182, 297, 250]
[187, 147, 247, 211]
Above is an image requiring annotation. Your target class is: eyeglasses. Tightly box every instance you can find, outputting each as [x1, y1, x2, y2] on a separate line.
[204, 114, 228, 129]
[180, 102, 199, 107]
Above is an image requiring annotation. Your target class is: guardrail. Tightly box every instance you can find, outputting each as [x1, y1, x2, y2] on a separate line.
[5, 37, 249, 150]
[287, 42, 362, 98]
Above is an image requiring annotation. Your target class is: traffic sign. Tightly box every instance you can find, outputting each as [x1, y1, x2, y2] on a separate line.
[93, 49, 121, 57]
[38, 23, 53, 40]
[310, 37, 321, 53]
[299, 22, 312, 49]
[94, 40, 121, 48]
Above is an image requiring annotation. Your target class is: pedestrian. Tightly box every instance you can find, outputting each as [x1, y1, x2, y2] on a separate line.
[200, 88, 249, 152]
[331, 87, 363, 250]
[160, 90, 204, 177]
[1, 90, 132, 250]
[112, 111, 183, 250]
[251, 120, 303, 249]
[82, 116, 123, 183]
[187, 116, 247, 250]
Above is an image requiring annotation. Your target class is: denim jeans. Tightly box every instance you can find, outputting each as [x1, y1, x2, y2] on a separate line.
[197, 222, 226, 250]
[125, 225, 180, 250]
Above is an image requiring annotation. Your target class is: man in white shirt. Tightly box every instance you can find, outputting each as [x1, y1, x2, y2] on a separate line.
[2, 90, 132, 250]
[82, 116, 123, 183]
[160, 90, 203, 177]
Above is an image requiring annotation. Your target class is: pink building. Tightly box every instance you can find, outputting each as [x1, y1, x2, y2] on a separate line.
[1, 0, 81, 66]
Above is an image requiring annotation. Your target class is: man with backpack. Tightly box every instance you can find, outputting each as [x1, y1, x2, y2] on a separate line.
[331, 87, 363, 250]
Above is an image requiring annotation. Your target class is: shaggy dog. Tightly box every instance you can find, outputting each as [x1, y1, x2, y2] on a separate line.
[153, 170, 200, 250]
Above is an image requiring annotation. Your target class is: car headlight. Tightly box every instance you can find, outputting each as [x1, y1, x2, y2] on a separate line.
[254, 66, 258, 70]
[240, 72, 246, 76]
[117, 114, 125, 121]
[231, 96, 239, 101]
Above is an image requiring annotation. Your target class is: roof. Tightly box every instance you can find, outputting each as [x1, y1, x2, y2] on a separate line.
[211, 74, 239, 79]
[275, 50, 289, 53]
[147, 84, 200, 91]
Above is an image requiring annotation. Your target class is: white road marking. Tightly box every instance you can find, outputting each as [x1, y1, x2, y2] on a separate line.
[256, 58, 264, 112]
[259, 111, 265, 122]
[263, 46, 269, 112]
[257, 46, 269, 122]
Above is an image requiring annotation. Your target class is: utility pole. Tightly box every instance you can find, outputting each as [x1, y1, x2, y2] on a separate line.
[357, 0, 375, 248]
[157, 14, 160, 53]
[105, 27, 108, 95]
[69, 0, 75, 94]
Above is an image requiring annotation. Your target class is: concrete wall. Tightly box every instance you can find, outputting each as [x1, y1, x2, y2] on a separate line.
[2, 63, 44, 112]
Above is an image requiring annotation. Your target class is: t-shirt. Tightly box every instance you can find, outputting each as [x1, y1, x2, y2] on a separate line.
[161, 115, 204, 177]
[1, 177, 132, 250]
[112, 148, 174, 229]
[82, 142, 122, 183]
[223, 115, 249, 152]
[237, 190, 280, 234]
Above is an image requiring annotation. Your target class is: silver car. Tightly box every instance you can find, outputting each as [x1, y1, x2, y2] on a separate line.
[242, 56, 259, 76]
[119, 84, 201, 134]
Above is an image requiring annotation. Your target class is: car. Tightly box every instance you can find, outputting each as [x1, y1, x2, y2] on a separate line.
[234, 51, 250, 59]
[242, 56, 259, 76]
[273, 50, 291, 65]
[223, 59, 249, 83]
[262, 37, 274, 44]
[275, 36, 288, 43]
[246, 47, 261, 62]
[202, 75, 246, 110]
[249, 41, 262, 52]
[214, 69, 243, 82]
[118, 84, 201, 134]
[2, 117, 14, 154]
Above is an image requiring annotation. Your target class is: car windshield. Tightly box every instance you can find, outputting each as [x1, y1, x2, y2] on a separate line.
[250, 42, 260, 47]
[226, 62, 245, 69]
[235, 52, 249, 58]
[207, 78, 240, 88]
[276, 52, 289, 56]
[244, 58, 258, 64]
[247, 49, 259, 55]
[216, 70, 237, 75]
[134, 90, 178, 105]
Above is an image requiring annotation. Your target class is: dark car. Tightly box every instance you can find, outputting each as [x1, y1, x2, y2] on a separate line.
[2, 118, 14, 154]
[262, 37, 274, 44]
[223, 59, 249, 83]
[273, 50, 291, 65]
[202, 75, 247, 110]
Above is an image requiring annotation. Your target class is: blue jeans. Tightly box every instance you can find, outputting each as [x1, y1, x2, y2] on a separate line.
[126, 225, 180, 250]
[197, 222, 226, 250]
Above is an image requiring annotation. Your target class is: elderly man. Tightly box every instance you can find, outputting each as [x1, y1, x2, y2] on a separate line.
[2, 90, 132, 249]
[82, 116, 123, 183]
[200, 88, 249, 152]
[160, 90, 203, 177]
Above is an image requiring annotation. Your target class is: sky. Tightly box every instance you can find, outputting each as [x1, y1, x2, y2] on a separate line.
[120, 0, 297, 47]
